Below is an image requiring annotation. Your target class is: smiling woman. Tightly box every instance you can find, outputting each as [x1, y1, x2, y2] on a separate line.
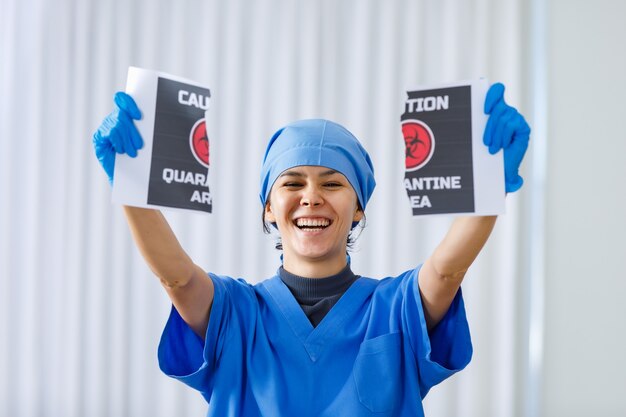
[265, 166, 363, 277]
[92, 95, 528, 417]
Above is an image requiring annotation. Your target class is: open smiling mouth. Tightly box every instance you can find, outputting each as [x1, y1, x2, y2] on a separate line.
[294, 218, 332, 231]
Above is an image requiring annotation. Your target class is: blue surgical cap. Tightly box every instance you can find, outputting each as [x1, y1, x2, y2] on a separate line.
[259, 119, 376, 210]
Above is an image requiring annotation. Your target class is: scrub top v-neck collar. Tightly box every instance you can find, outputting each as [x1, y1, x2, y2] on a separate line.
[278, 264, 358, 327]
[262, 272, 375, 362]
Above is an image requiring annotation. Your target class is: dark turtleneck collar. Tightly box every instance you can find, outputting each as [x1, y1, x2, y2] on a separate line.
[278, 264, 359, 327]
[279, 264, 357, 299]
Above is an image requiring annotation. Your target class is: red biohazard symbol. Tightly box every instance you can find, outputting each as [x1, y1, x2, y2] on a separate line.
[402, 119, 435, 171]
[189, 118, 210, 168]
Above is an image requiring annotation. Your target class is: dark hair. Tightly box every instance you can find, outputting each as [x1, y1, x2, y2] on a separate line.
[261, 202, 366, 251]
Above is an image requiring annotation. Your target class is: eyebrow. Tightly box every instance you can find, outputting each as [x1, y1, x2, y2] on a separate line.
[279, 169, 339, 178]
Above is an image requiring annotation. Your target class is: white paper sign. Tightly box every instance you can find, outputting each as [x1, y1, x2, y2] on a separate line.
[112, 67, 213, 213]
[401, 79, 505, 216]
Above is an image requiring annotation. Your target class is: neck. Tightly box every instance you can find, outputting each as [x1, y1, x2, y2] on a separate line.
[282, 253, 349, 278]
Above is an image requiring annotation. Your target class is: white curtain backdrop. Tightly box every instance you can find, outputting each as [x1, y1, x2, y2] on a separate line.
[0, 0, 535, 416]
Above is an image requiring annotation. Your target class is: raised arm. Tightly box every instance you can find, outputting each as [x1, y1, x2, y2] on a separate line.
[93, 92, 214, 338]
[418, 216, 496, 329]
[123, 206, 214, 337]
[418, 83, 531, 330]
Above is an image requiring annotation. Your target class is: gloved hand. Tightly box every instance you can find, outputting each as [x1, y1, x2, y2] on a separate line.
[92, 92, 144, 184]
[484, 83, 531, 193]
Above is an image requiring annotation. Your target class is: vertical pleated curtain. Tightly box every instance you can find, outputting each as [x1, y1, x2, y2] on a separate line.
[0, 0, 532, 416]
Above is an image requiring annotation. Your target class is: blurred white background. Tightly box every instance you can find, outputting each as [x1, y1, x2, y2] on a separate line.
[0, 0, 624, 416]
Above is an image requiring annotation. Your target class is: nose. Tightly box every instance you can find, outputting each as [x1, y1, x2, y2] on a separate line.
[300, 186, 323, 207]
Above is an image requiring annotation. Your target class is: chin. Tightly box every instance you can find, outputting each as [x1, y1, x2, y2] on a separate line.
[294, 245, 343, 262]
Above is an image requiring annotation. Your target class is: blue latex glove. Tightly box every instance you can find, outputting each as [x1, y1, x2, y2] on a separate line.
[92, 92, 144, 184]
[484, 83, 531, 193]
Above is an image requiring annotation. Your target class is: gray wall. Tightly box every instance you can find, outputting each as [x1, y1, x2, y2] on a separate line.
[544, 0, 626, 415]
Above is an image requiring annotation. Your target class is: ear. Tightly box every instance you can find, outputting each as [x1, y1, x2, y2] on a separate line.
[264, 202, 276, 223]
[353, 208, 364, 223]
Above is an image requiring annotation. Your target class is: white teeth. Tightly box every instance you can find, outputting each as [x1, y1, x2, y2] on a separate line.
[296, 218, 330, 227]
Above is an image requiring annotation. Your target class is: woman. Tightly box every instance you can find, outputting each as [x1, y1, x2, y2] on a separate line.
[93, 83, 530, 416]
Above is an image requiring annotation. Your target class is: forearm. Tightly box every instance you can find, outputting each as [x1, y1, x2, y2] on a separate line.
[123, 206, 196, 287]
[430, 216, 497, 280]
[419, 216, 497, 329]
[124, 206, 214, 338]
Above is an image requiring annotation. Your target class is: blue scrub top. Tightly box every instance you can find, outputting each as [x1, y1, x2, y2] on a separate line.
[158, 266, 472, 417]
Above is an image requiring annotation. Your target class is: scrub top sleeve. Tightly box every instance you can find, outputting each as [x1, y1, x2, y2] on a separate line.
[406, 271, 473, 398]
[427, 289, 472, 369]
[158, 273, 228, 395]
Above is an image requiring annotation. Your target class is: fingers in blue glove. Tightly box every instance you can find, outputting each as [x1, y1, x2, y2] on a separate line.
[122, 131, 137, 157]
[129, 122, 144, 150]
[502, 112, 529, 149]
[491, 106, 517, 153]
[92, 91, 144, 184]
[116, 111, 139, 157]
[506, 175, 524, 193]
[93, 130, 116, 183]
[484, 82, 506, 151]
[484, 99, 508, 151]
[483, 82, 532, 194]
[108, 116, 127, 154]
[114, 92, 142, 120]
[123, 114, 144, 155]
[484, 83, 531, 153]
[116, 93, 144, 156]
[484, 82, 505, 114]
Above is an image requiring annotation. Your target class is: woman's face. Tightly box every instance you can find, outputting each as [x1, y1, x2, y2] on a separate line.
[265, 165, 363, 275]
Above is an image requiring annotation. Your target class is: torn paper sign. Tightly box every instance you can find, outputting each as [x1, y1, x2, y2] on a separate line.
[400, 79, 505, 216]
[112, 67, 212, 213]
